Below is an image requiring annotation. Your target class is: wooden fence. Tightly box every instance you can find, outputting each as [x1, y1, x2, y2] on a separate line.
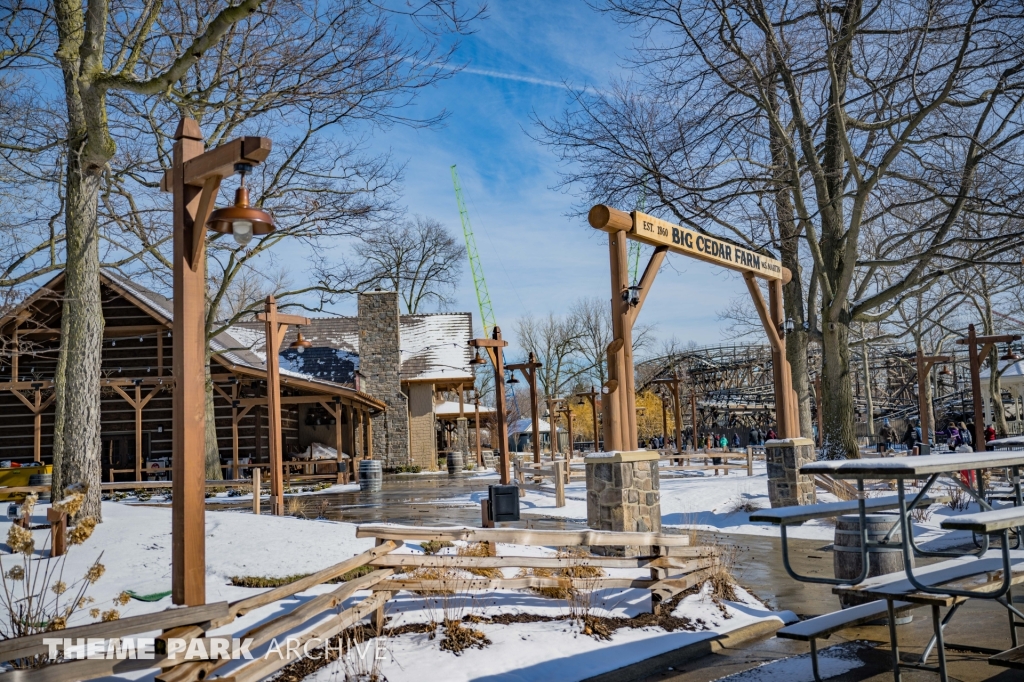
[0, 525, 720, 681]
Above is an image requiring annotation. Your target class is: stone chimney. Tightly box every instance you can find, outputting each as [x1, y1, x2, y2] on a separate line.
[357, 290, 409, 467]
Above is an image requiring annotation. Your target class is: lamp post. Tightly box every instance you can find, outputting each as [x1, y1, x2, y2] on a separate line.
[168, 119, 272, 606]
[574, 386, 601, 452]
[653, 373, 685, 461]
[469, 327, 510, 483]
[257, 296, 310, 515]
[956, 324, 1021, 449]
[915, 349, 952, 453]
[544, 396, 562, 456]
[507, 352, 543, 465]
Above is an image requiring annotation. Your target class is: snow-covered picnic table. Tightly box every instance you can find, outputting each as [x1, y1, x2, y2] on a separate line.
[760, 451, 1024, 681]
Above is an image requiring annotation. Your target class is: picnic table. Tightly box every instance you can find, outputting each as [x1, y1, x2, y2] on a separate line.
[751, 450, 1024, 682]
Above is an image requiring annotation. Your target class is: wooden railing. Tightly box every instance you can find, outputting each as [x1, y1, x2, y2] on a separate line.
[0, 525, 721, 681]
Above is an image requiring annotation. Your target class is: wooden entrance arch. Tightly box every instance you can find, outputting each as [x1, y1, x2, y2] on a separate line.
[588, 205, 799, 452]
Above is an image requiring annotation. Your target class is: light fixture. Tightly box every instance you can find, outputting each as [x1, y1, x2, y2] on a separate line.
[507, 372, 519, 385]
[784, 318, 795, 335]
[206, 163, 276, 247]
[939, 366, 953, 376]
[290, 330, 312, 354]
[622, 285, 641, 307]
[157, 425, 163, 433]
[1002, 343, 1021, 361]
[470, 350, 486, 365]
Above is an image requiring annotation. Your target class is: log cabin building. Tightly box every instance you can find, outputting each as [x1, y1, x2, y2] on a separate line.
[0, 271, 385, 482]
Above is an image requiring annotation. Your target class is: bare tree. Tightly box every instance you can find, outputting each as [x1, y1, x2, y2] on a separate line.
[324, 215, 466, 313]
[539, 0, 1024, 458]
[513, 312, 584, 399]
[0, 0, 483, 507]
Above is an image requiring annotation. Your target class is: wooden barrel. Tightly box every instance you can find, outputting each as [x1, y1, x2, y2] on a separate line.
[835, 514, 914, 623]
[447, 452, 464, 475]
[357, 460, 382, 492]
[29, 474, 52, 501]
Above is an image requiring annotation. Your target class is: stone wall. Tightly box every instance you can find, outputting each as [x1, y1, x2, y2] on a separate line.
[407, 382, 436, 470]
[585, 451, 661, 555]
[357, 291, 409, 468]
[765, 437, 816, 508]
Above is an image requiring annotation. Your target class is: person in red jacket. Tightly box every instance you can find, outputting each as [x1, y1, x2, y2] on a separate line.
[985, 424, 997, 442]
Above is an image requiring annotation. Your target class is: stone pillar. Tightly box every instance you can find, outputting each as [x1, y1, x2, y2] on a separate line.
[585, 451, 661, 556]
[357, 291, 409, 468]
[407, 383, 436, 470]
[455, 417, 470, 458]
[765, 437, 816, 508]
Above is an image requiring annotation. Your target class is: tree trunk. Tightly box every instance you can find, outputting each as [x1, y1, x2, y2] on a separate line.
[205, 362, 224, 480]
[821, 318, 859, 459]
[53, 162, 104, 519]
[988, 346, 1009, 437]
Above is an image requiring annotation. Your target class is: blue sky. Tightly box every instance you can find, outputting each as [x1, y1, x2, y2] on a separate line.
[318, 0, 746, 353]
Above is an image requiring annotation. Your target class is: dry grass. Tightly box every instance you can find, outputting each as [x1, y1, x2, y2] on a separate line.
[726, 497, 763, 515]
[420, 540, 454, 555]
[285, 496, 308, 518]
[457, 542, 502, 579]
[945, 484, 971, 512]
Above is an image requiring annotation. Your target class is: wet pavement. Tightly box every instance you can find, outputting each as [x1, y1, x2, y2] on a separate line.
[206, 472, 581, 529]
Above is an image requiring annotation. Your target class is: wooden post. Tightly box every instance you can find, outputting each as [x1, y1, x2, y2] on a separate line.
[263, 297, 284, 515]
[252, 466, 261, 515]
[481, 499, 494, 528]
[47, 508, 66, 558]
[256, 297, 310, 515]
[134, 383, 143, 481]
[171, 118, 209, 607]
[11, 388, 55, 464]
[157, 330, 164, 376]
[690, 393, 698, 451]
[167, 118, 273, 605]
[553, 460, 566, 508]
[469, 327, 511, 484]
[545, 396, 560, 457]
[337, 401, 345, 483]
[956, 325, 1019, 451]
[660, 397, 668, 451]
[474, 398, 483, 467]
[508, 354, 543, 464]
[564, 407, 575, 462]
[746, 446, 753, 476]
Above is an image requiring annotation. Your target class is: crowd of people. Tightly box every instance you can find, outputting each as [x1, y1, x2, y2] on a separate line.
[873, 417, 999, 452]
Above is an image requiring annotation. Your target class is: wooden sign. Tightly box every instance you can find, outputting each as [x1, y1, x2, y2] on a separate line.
[631, 211, 783, 281]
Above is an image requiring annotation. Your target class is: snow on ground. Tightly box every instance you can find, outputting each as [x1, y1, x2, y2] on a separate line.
[304, 580, 794, 682]
[0, 502, 794, 682]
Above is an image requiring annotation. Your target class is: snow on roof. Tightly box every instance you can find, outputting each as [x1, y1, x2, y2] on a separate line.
[509, 418, 557, 435]
[235, 312, 474, 384]
[99, 271, 374, 397]
[434, 400, 496, 417]
[980, 358, 1024, 381]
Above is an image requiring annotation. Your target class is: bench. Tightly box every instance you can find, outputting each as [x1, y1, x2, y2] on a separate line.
[991, 644, 1024, 670]
[749, 494, 948, 526]
[941, 505, 1024, 533]
[777, 599, 920, 682]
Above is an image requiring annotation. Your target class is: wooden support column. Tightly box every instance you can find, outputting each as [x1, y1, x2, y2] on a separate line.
[957, 325, 1019, 451]
[171, 118, 211, 607]
[111, 382, 159, 481]
[256, 297, 310, 515]
[166, 118, 273, 606]
[690, 393, 698, 450]
[474, 397, 483, 466]
[744, 273, 799, 439]
[469, 328, 511, 484]
[507, 354, 542, 464]
[11, 388, 55, 463]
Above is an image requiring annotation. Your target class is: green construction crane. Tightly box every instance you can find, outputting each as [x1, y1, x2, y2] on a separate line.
[450, 164, 522, 423]
[451, 164, 498, 337]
